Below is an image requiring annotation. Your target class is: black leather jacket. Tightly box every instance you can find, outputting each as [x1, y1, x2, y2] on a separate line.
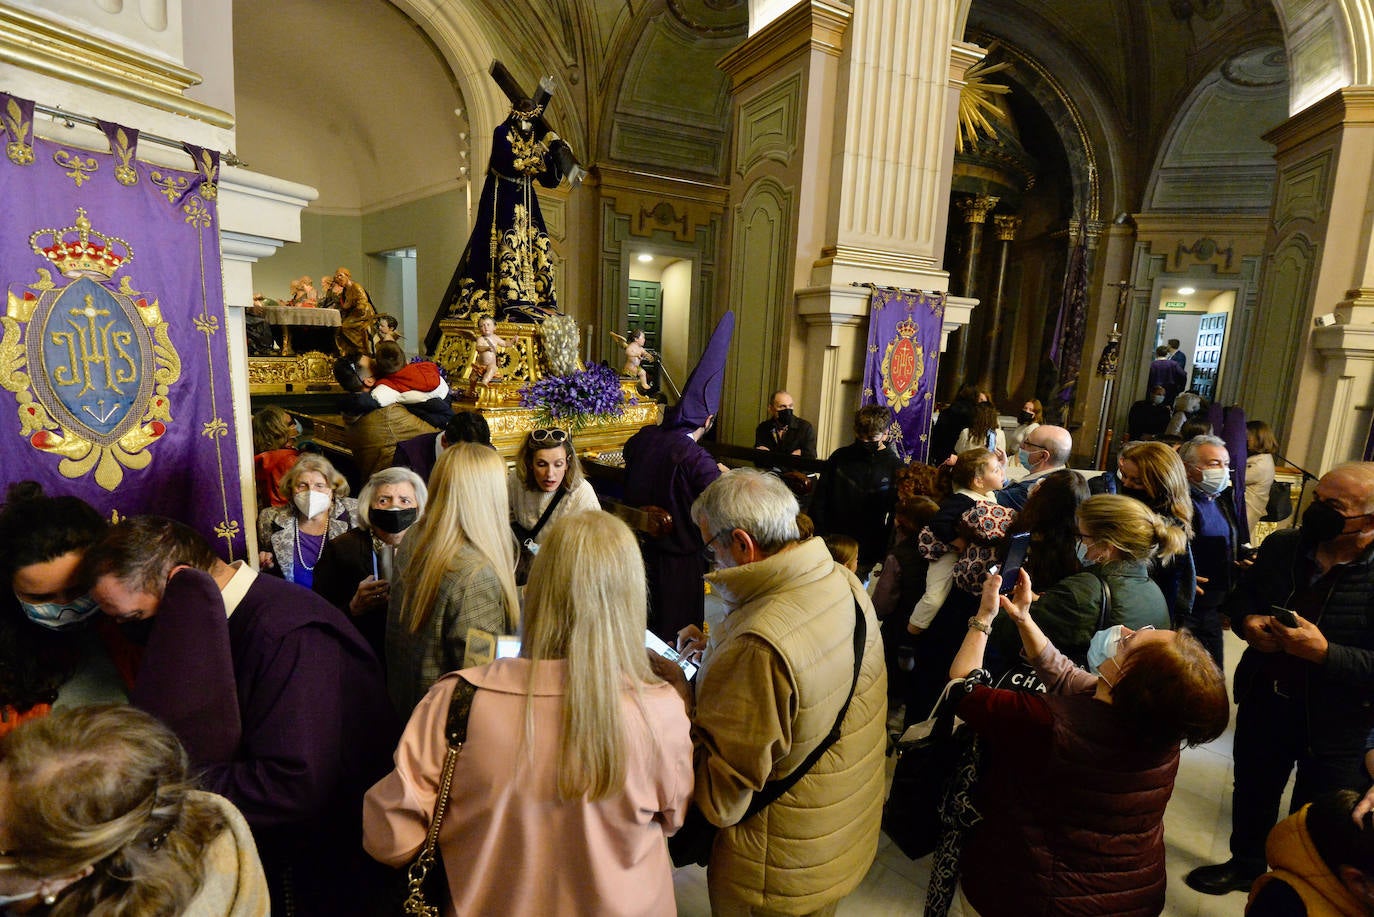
[1227, 529, 1374, 755]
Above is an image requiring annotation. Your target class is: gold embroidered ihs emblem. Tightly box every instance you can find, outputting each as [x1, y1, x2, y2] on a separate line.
[880, 317, 923, 413]
[1, 208, 181, 490]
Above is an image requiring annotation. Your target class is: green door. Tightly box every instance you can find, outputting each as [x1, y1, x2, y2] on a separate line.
[627, 280, 663, 388]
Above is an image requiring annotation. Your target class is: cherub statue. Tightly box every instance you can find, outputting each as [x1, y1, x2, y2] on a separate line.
[468, 315, 509, 385]
[610, 329, 655, 392]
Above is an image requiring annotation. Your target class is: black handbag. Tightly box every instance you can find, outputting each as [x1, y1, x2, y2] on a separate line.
[668, 596, 867, 868]
[1263, 480, 1293, 522]
[882, 676, 972, 860]
[512, 487, 567, 586]
[400, 677, 476, 917]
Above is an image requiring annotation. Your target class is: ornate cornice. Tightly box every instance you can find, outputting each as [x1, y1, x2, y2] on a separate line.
[717, 1, 851, 92]
[0, 6, 233, 130]
[1263, 86, 1374, 153]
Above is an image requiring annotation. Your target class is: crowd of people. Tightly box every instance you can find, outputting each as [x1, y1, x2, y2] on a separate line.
[3, 365, 1374, 917]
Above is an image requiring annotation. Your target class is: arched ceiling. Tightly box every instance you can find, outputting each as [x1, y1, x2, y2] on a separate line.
[233, 0, 467, 214]
[967, 0, 1284, 214]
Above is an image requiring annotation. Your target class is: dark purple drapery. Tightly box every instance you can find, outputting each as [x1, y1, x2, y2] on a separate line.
[1049, 229, 1090, 420]
[0, 93, 246, 559]
[862, 287, 946, 463]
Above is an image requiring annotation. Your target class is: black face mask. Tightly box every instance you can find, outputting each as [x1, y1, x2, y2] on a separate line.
[775, 408, 794, 427]
[371, 507, 418, 535]
[1018, 411, 1035, 424]
[1119, 485, 1153, 505]
[1301, 501, 1362, 545]
[860, 439, 883, 453]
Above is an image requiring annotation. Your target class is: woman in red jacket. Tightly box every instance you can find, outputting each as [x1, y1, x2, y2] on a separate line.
[947, 568, 1230, 916]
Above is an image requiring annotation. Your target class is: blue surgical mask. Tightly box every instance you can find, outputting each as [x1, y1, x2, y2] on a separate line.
[1086, 624, 1127, 674]
[19, 594, 99, 630]
[1075, 541, 1092, 565]
[1018, 448, 1033, 469]
[1197, 467, 1229, 495]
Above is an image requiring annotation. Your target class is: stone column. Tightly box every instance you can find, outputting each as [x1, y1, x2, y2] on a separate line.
[944, 193, 998, 394]
[977, 213, 1020, 397]
[1243, 88, 1374, 468]
[719, 1, 980, 454]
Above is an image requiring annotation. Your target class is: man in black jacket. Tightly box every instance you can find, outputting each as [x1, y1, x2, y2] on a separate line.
[810, 405, 902, 579]
[1188, 462, 1374, 895]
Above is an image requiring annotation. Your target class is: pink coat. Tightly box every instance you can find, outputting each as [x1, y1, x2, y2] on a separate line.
[363, 659, 693, 916]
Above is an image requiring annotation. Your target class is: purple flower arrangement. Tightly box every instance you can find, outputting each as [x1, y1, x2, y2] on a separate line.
[520, 361, 627, 432]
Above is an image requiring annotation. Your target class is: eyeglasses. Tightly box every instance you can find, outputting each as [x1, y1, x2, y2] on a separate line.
[1022, 441, 1048, 453]
[1119, 625, 1155, 651]
[701, 531, 728, 562]
[529, 428, 568, 445]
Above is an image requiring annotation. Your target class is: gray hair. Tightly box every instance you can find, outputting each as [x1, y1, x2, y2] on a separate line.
[1180, 434, 1228, 466]
[356, 466, 427, 531]
[691, 469, 800, 553]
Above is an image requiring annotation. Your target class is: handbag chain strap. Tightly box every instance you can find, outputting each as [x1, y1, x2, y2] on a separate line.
[403, 676, 477, 917]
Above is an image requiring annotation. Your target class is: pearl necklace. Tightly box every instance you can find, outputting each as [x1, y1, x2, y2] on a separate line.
[295, 516, 326, 572]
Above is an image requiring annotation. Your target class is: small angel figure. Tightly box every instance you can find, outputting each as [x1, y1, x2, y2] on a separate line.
[611, 329, 655, 392]
[373, 314, 401, 349]
[469, 315, 508, 385]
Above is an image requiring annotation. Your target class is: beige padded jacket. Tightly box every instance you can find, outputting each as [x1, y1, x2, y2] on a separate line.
[694, 536, 887, 913]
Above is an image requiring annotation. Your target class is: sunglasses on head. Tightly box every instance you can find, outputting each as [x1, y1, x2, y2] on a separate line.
[529, 428, 569, 445]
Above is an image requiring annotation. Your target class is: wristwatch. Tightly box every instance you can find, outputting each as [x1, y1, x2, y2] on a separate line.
[967, 617, 992, 635]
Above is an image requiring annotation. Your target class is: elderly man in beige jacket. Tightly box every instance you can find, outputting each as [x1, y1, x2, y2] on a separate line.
[663, 468, 887, 916]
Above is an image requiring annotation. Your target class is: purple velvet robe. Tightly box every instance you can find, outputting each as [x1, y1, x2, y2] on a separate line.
[131, 569, 398, 916]
[623, 424, 721, 640]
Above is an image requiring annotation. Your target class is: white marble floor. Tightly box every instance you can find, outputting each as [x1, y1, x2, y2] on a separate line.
[673, 630, 1269, 916]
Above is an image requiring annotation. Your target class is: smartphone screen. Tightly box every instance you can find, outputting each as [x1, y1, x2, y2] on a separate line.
[985, 430, 997, 451]
[1270, 606, 1299, 628]
[645, 629, 698, 681]
[998, 532, 1031, 594]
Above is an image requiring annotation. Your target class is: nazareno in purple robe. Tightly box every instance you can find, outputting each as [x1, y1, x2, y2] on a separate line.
[130, 568, 398, 916]
[623, 423, 721, 641]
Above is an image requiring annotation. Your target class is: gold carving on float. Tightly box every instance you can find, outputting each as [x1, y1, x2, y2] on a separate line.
[247, 351, 339, 394]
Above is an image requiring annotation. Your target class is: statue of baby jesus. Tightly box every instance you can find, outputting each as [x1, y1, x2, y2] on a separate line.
[471, 315, 509, 384]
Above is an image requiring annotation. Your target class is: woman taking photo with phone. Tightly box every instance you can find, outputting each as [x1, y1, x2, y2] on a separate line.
[364, 510, 693, 916]
[992, 494, 1181, 667]
[948, 569, 1229, 917]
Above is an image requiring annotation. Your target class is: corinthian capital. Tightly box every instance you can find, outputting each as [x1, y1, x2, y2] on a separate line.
[957, 194, 1000, 224]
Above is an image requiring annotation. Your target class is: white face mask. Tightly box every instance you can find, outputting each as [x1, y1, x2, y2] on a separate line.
[293, 490, 331, 519]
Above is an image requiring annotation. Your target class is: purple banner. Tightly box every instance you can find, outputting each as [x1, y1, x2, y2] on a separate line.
[861, 287, 945, 463]
[0, 94, 245, 559]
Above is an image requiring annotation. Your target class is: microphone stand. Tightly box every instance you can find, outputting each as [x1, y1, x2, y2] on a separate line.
[1274, 452, 1320, 519]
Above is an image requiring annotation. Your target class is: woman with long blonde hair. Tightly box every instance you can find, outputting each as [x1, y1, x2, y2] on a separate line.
[1117, 440, 1198, 624]
[385, 442, 519, 716]
[365, 510, 693, 915]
